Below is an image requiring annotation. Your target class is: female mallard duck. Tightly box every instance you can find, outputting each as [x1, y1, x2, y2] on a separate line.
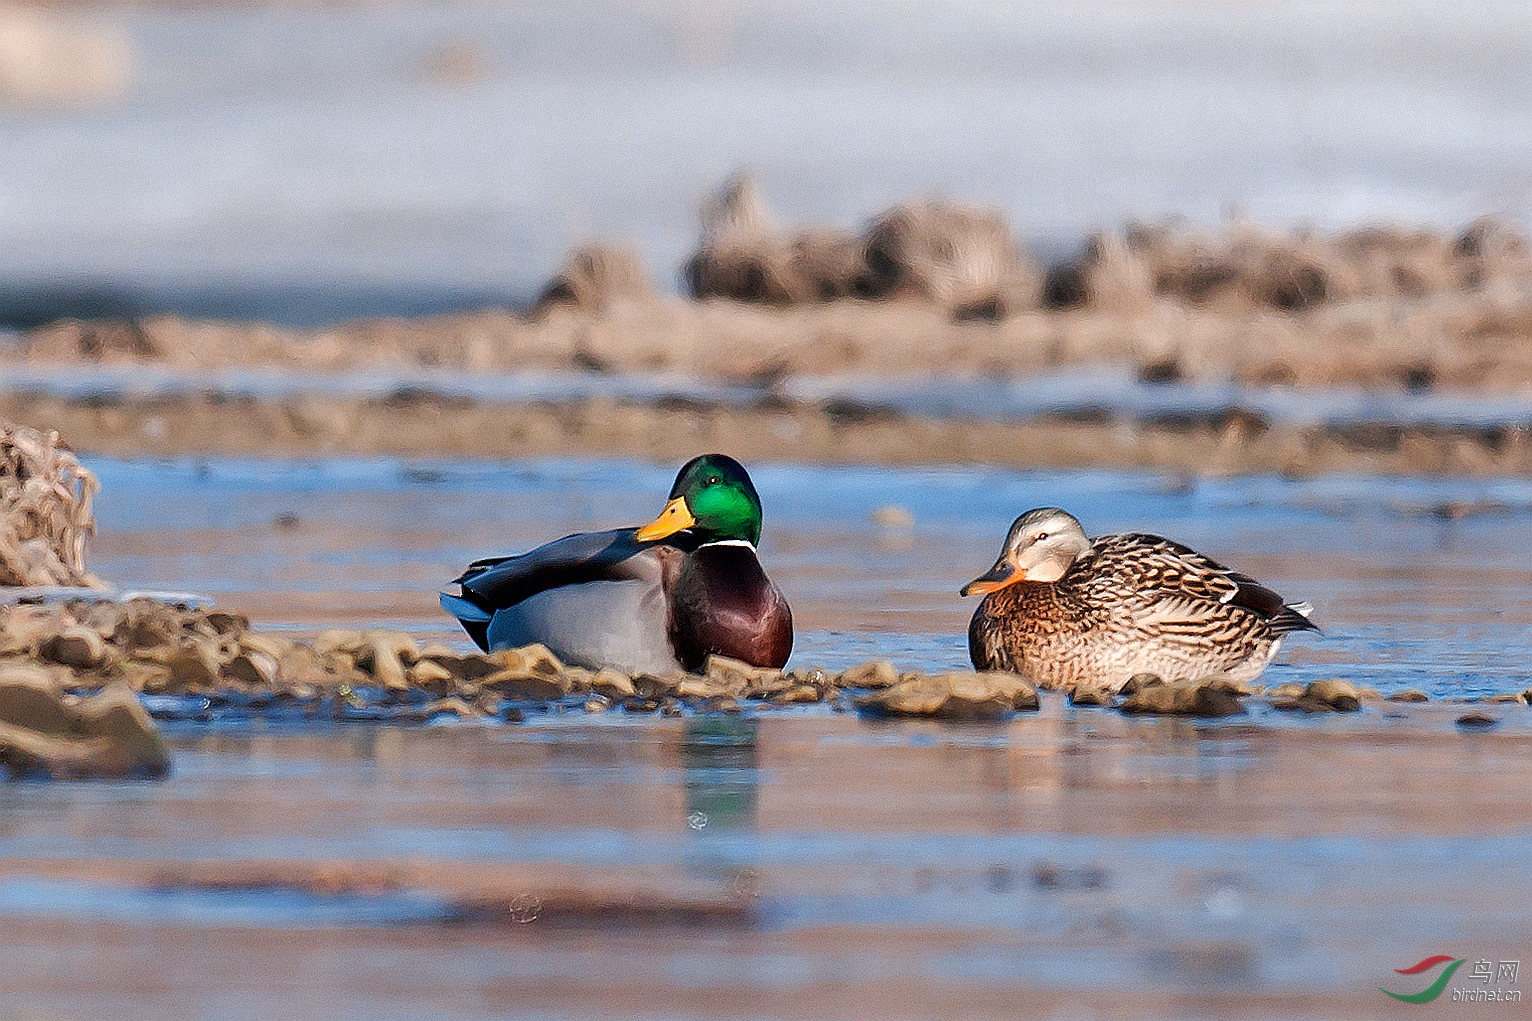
[962, 507, 1316, 690]
[440, 454, 792, 674]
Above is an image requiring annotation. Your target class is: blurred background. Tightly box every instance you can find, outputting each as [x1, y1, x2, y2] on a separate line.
[2, 3, 1531, 1019]
[2, 0, 1530, 324]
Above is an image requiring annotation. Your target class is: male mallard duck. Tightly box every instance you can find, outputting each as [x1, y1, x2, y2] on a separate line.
[962, 507, 1316, 690]
[440, 454, 792, 674]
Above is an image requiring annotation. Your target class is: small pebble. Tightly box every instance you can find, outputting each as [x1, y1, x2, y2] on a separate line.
[1456, 712, 1498, 730]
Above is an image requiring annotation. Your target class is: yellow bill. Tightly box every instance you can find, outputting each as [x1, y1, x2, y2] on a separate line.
[635, 497, 696, 541]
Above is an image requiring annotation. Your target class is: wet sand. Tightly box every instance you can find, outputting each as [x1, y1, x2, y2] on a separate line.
[0, 712, 1527, 1019]
[13, 291, 1532, 391]
[5, 388, 1532, 478]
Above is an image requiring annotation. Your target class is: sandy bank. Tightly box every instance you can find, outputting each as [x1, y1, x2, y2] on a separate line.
[5, 389, 1530, 477]
[12, 287, 1532, 392]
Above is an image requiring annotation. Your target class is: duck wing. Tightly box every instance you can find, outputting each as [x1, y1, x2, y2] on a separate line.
[442, 528, 694, 650]
[1079, 533, 1319, 634]
[453, 528, 678, 606]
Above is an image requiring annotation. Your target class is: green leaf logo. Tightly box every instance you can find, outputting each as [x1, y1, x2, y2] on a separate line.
[1380, 956, 1465, 1004]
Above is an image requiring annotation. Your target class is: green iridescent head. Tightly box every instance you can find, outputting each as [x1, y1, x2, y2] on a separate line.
[635, 454, 763, 545]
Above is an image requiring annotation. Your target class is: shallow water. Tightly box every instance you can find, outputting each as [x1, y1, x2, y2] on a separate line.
[9, 364, 1532, 431]
[85, 455, 1532, 698]
[0, 713, 1528, 1018]
[5, 456, 1532, 1016]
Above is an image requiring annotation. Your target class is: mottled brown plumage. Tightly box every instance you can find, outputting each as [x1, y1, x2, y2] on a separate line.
[964, 508, 1317, 691]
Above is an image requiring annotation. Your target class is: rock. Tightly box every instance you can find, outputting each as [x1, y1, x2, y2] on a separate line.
[480, 668, 568, 701]
[278, 646, 362, 690]
[41, 625, 108, 669]
[238, 632, 292, 660]
[359, 633, 419, 692]
[1121, 672, 1165, 695]
[1119, 681, 1245, 717]
[0, 607, 57, 656]
[1272, 697, 1337, 713]
[632, 673, 683, 699]
[561, 667, 596, 695]
[312, 629, 369, 658]
[591, 668, 636, 699]
[705, 655, 782, 697]
[1068, 684, 1116, 707]
[403, 696, 484, 722]
[114, 601, 180, 651]
[1485, 692, 1527, 704]
[838, 660, 899, 690]
[1269, 682, 1307, 699]
[1387, 689, 1430, 702]
[1456, 712, 1499, 730]
[488, 644, 563, 677]
[1194, 672, 1256, 696]
[162, 641, 222, 691]
[0, 664, 76, 732]
[677, 675, 738, 701]
[759, 666, 830, 702]
[1304, 678, 1361, 712]
[224, 650, 279, 687]
[583, 694, 611, 714]
[205, 610, 249, 635]
[0, 676, 168, 780]
[115, 658, 172, 693]
[407, 658, 455, 696]
[770, 683, 822, 705]
[857, 671, 1039, 719]
[422, 650, 501, 681]
[411, 642, 461, 664]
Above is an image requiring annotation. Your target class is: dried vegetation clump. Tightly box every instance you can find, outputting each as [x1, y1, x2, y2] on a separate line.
[860, 199, 1039, 318]
[531, 242, 654, 316]
[684, 174, 866, 305]
[1045, 217, 1532, 313]
[0, 418, 102, 587]
[683, 175, 1036, 318]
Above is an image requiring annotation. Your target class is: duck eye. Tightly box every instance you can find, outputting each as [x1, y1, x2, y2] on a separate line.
[1035, 531, 1049, 541]
[706, 475, 722, 486]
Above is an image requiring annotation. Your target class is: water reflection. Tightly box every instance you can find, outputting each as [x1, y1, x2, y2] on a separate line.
[681, 716, 760, 836]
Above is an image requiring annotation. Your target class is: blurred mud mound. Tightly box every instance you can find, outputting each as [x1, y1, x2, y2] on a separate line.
[1046, 218, 1532, 313]
[10, 209, 1532, 392]
[684, 176, 1037, 317]
[0, 7, 132, 108]
[861, 200, 1039, 319]
[531, 242, 653, 317]
[684, 175, 864, 305]
[1, 419, 101, 588]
